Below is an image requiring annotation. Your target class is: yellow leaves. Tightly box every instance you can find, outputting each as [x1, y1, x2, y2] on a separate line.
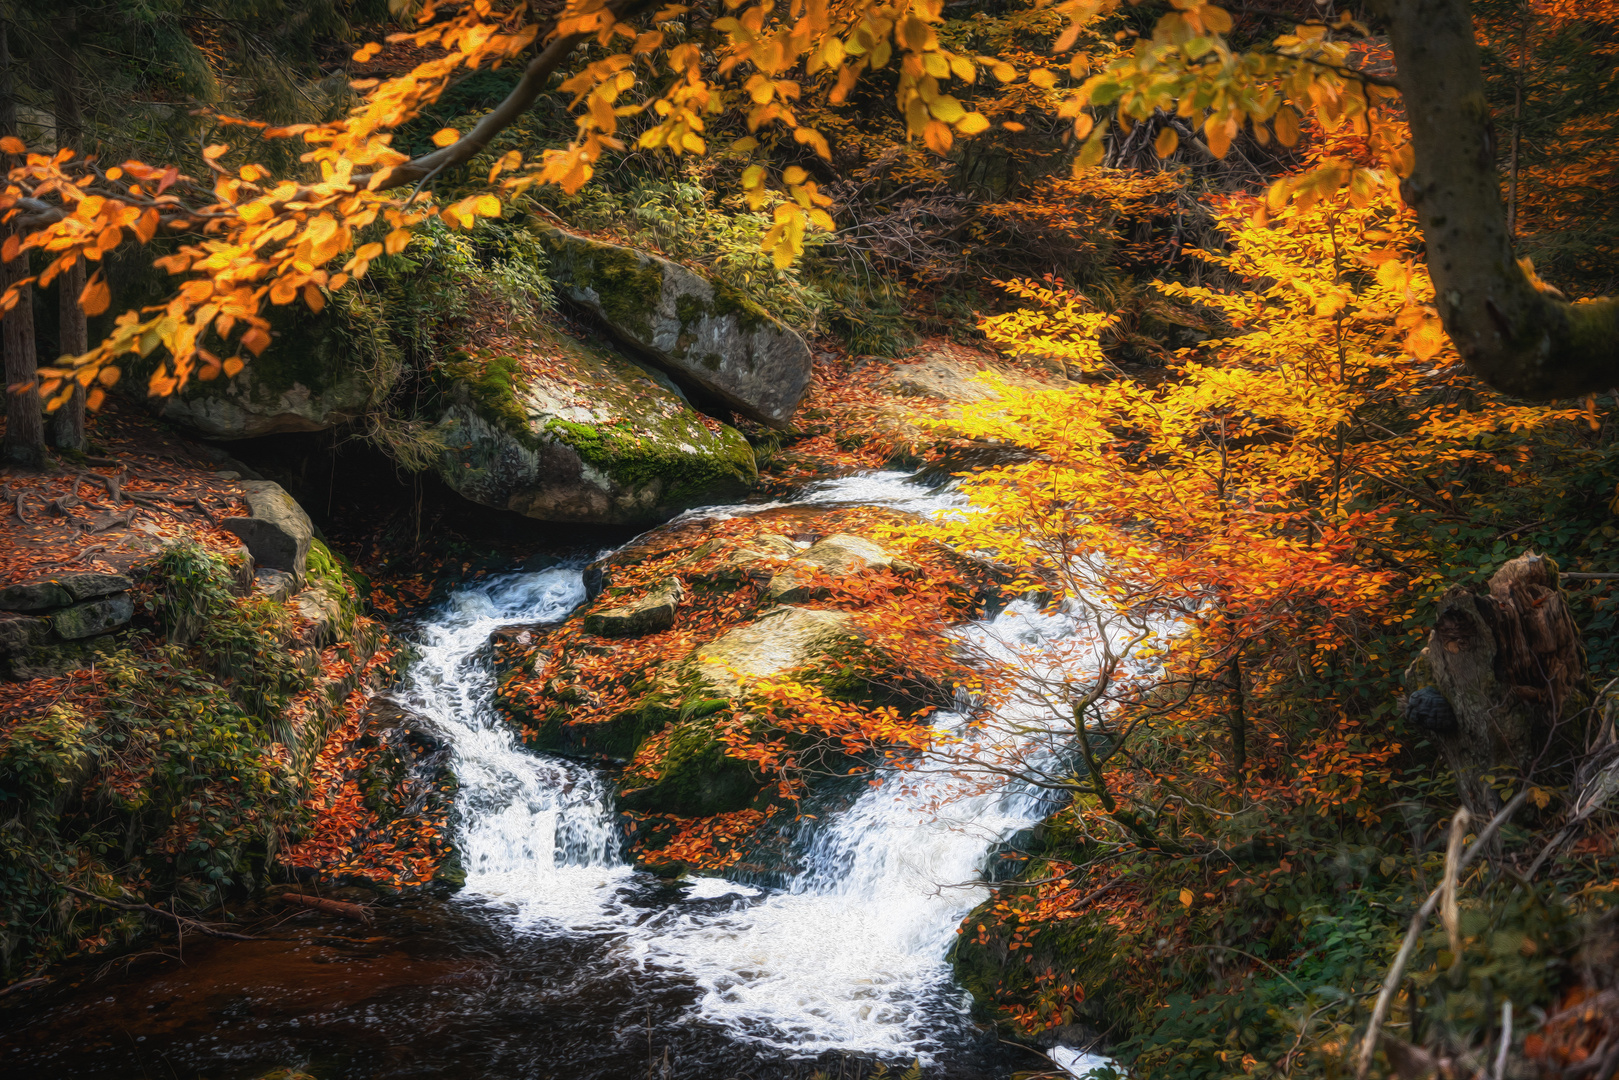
[923, 120, 953, 154]
[78, 272, 110, 317]
[0, 135, 24, 154]
[1179, 888, 1195, 908]
[1027, 68, 1059, 89]
[957, 112, 991, 136]
[793, 126, 831, 159]
[1406, 318, 1447, 362]
[1155, 126, 1180, 158]
[929, 95, 966, 124]
[431, 127, 460, 148]
[991, 61, 1017, 83]
[352, 42, 382, 63]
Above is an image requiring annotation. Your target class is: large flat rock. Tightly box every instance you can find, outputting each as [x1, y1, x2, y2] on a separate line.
[431, 331, 756, 526]
[538, 227, 813, 428]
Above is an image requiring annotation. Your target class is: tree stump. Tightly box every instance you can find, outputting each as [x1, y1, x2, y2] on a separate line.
[1404, 553, 1588, 820]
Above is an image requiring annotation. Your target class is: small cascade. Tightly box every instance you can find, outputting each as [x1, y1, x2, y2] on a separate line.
[394, 472, 1111, 1067]
[391, 568, 634, 931]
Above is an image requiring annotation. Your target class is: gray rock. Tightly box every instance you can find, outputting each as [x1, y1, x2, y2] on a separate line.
[133, 304, 392, 438]
[0, 612, 51, 654]
[4, 636, 117, 680]
[766, 533, 896, 603]
[254, 568, 298, 602]
[0, 580, 73, 613]
[538, 228, 813, 428]
[584, 577, 684, 638]
[292, 587, 343, 647]
[431, 334, 756, 526]
[56, 571, 135, 601]
[693, 606, 862, 697]
[220, 480, 313, 584]
[52, 594, 135, 640]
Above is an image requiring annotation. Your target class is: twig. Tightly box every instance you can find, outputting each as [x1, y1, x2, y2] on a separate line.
[64, 885, 256, 940]
[1353, 790, 1530, 1080]
[1563, 572, 1619, 581]
[279, 892, 373, 924]
[0, 976, 48, 998]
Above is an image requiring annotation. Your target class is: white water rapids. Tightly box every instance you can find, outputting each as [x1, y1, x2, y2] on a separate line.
[390, 473, 1119, 1070]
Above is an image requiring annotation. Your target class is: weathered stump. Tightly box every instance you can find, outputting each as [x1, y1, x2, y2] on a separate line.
[1404, 553, 1588, 820]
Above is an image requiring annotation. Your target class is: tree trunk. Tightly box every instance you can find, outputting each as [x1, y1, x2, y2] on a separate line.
[1371, 0, 1619, 401]
[1404, 553, 1588, 821]
[1228, 647, 1247, 782]
[49, 15, 86, 452]
[52, 260, 86, 450]
[0, 18, 41, 468]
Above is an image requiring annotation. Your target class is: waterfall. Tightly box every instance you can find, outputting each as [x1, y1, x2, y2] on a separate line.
[391, 473, 1111, 1068]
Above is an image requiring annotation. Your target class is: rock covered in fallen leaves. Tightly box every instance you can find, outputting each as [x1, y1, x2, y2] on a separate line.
[493, 505, 992, 853]
[538, 227, 813, 428]
[692, 605, 863, 697]
[583, 576, 685, 637]
[765, 532, 905, 603]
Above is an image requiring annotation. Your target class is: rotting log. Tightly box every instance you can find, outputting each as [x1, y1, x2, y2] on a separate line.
[1404, 553, 1588, 820]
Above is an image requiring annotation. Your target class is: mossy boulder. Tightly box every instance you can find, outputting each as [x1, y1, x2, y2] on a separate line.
[537, 227, 813, 428]
[616, 714, 759, 817]
[692, 606, 865, 698]
[429, 332, 757, 526]
[133, 304, 389, 439]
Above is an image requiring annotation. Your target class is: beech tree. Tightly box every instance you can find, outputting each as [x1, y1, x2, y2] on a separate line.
[0, 0, 1614, 458]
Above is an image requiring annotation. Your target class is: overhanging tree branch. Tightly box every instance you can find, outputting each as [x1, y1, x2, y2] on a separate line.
[1374, 0, 1619, 400]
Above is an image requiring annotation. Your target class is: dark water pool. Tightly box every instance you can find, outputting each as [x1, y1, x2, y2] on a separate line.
[0, 892, 1028, 1080]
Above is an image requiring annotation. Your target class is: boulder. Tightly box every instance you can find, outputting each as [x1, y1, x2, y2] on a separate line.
[292, 587, 343, 647]
[133, 306, 388, 439]
[693, 606, 863, 697]
[254, 568, 299, 602]
[430, 334, 757, 526]
[538, 227, 813, 428]
[3, 636, 118, 681]
[0, 580, 72, 613]
[884, 349, 1056, 404]
[57, 572, 135, 601]
[0, 613, 50, 653]
[684, 534, 800, 589]
[220, 481, 314, 585]
[766, 533, 898, 603]
[52, 594, 135, 640]
[584, 577, 684, 638]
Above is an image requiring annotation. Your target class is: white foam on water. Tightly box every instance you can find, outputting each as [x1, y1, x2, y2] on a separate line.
[1051, 1046, 1118, 1079]
[391, 568, 636, 931]
[398, 472, 1125, 1063]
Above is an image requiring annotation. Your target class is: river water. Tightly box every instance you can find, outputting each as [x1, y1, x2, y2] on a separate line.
[0, 473, 1114, 1080]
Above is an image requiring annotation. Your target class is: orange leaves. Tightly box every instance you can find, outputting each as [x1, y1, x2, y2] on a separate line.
[77, 271, 110, 317]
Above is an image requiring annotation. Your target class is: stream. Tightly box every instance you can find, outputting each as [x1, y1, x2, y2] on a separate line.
[0, 473, 1114, 1080]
